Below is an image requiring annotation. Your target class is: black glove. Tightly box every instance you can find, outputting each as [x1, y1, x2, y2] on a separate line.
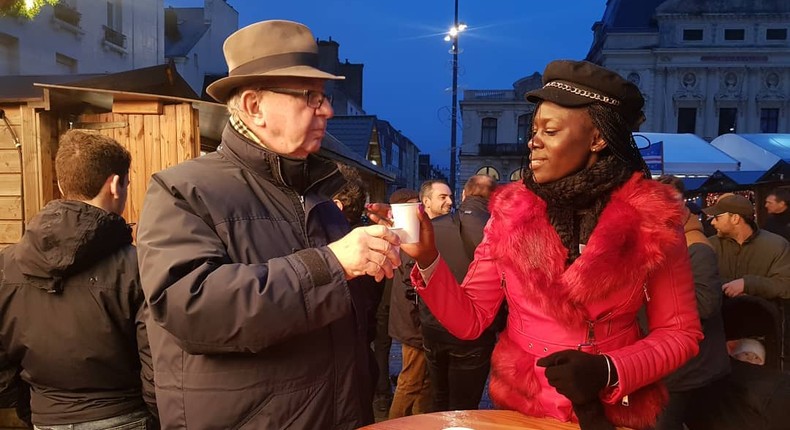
[573, 400, 615, 430]
[536, 349, 608, 405]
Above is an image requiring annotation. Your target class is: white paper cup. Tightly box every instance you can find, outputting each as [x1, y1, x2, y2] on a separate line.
[390, 202, 420, 243]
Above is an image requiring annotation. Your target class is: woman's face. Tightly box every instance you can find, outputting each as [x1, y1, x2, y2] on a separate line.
[528, 101, 603, 184]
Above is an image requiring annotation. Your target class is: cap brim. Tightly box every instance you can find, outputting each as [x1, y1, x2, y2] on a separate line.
[206, 66, 345, 103]
[525, 86, 595, 107]
[701, 205, 725, 216]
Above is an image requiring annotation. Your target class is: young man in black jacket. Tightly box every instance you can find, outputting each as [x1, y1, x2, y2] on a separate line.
[0, 130, 157, 428]
[420, 175, 500, 411]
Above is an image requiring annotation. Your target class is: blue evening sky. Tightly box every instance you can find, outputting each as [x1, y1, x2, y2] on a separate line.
[165, 0, 605, 167]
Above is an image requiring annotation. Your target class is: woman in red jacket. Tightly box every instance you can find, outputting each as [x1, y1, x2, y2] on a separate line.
[400, 60, 702, 430]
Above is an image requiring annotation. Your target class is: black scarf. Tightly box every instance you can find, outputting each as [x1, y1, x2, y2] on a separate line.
[524, 155, 635, 264]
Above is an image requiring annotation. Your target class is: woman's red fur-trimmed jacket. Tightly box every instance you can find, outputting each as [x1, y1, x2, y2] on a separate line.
[412, 174, 703, 430]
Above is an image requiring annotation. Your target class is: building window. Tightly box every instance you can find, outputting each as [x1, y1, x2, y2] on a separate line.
[510, 168, 524, 182]
[0, 32, 20, 75]
[677, 108, 697, 134]
[476, 166, 500, 181]
[767, 28, 788, 40]
[683, 29, 703, 41]
[718, 108, 737, 136]
[516, 114, 530, 145]
[481, 118, 497, 144]
[724, 29, 745, 41]
[761, 108, 779, 133]
[55, 53, 77, 73]
[107, 0, 122, 31]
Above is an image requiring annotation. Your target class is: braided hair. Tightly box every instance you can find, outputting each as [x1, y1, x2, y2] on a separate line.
[586, 104, 651, 178]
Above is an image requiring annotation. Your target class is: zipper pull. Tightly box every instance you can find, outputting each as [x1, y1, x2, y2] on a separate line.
[621, 395, 630, 407]
[500, 272, 506, 289]
[642, 283, 651, 302]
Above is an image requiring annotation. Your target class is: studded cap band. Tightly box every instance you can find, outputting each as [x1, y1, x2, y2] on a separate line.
[544, 80, 622, 106]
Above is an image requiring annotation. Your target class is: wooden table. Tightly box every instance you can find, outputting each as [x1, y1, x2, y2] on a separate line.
[359, 410, 598, 430]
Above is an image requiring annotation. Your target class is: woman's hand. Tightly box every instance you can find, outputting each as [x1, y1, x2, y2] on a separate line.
[365, 203, 439, 268]
[399, 205, 439, 269]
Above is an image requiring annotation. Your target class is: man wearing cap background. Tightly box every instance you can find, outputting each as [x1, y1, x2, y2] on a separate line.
[705, 193, 790, 300]
[136, 20, 400, 429]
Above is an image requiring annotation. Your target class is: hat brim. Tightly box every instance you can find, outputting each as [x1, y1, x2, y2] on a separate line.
[701, 205, 726, 216]
[206, 66, 345, 103]
[525, 86, 596, 107]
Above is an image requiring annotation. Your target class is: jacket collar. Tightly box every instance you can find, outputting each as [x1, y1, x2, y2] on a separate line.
[459, 195, 489, 214]
[12, 200, 132, 292]
[217, 123, 344, 198]
[487, 174, 685, 327]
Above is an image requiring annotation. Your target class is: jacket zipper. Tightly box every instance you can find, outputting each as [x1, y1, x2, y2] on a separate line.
[642, 283, 651, 302]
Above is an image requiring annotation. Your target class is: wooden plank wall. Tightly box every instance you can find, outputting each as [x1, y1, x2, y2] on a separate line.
[78, 103, 199, 237]
[0, 104, 23, 247]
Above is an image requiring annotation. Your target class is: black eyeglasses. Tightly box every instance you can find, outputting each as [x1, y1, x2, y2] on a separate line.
[260, 88, 332, 109]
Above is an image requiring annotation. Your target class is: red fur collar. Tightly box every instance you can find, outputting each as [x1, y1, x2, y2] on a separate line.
[488, 174, 683, 328]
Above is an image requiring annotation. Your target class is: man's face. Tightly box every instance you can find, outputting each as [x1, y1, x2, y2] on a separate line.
[248, 77, 334, 159]
[423, 183, 453, 218]
[709, 212, 735, 238]
[765, 195, 787, 214]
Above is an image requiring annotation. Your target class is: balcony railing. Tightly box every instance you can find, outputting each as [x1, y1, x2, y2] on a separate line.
[103, 25, 126, 48]
[53, 3, 81, 27]
[476, 143, 526, 156]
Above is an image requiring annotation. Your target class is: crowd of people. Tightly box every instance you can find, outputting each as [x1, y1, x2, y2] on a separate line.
[1, 18, 790, 430]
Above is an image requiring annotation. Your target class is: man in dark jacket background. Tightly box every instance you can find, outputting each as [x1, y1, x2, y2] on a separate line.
[763, 188, 790, 242]
[0, 130, 156, 429]
[421, 175, 500, 411]
[136, 20, 400, 429]
[387, 188, 432, 418]
[655, 176, 731, 430]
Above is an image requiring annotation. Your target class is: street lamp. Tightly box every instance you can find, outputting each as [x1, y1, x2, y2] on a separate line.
[445, 0, 465, 195]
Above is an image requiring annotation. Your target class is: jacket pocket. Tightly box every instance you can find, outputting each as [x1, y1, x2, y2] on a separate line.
[233, 378, 330, 430]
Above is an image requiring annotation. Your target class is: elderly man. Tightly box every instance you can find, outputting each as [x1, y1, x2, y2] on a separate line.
[136, 20, 400, 429]
[704, 193, 790, 300]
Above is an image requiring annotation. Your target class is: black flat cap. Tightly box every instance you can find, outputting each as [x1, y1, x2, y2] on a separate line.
[526, 60, 644, 128]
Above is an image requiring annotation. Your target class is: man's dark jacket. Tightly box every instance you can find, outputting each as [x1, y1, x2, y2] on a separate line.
[136, 125, 373, 429]
[763, 210, 790, 242]
[0, 200, 155, 426]
[419, 196, 499, 345]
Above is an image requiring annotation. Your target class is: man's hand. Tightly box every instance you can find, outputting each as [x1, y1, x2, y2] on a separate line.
[328, 225, 401, 282]
[722, 278, 745, 297]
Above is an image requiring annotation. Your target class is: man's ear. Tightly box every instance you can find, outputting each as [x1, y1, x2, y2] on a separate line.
[108, 174, 122, 200]
[240, 89, 266, 127]
[333, 199, 344, 211]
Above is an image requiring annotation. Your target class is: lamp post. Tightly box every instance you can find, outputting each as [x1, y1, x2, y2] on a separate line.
[444, 1, 466, 195]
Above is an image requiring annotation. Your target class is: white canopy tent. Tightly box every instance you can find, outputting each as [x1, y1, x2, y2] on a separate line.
[634, 132, 741, 176]
[709, 134, 790, 171]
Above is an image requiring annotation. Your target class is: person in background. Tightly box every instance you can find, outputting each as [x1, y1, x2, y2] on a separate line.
[654, 175, 731, 430]
[388, 188, 432, 419]
[386, 60, 702, 430]
[704, 193, 790, 300]
[136, 20, 400, 429]
[763, 189, 790, 242]
[421, 175, 500, 412]
[420, 180, 453, 218]
[0, 130, 157, 429]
